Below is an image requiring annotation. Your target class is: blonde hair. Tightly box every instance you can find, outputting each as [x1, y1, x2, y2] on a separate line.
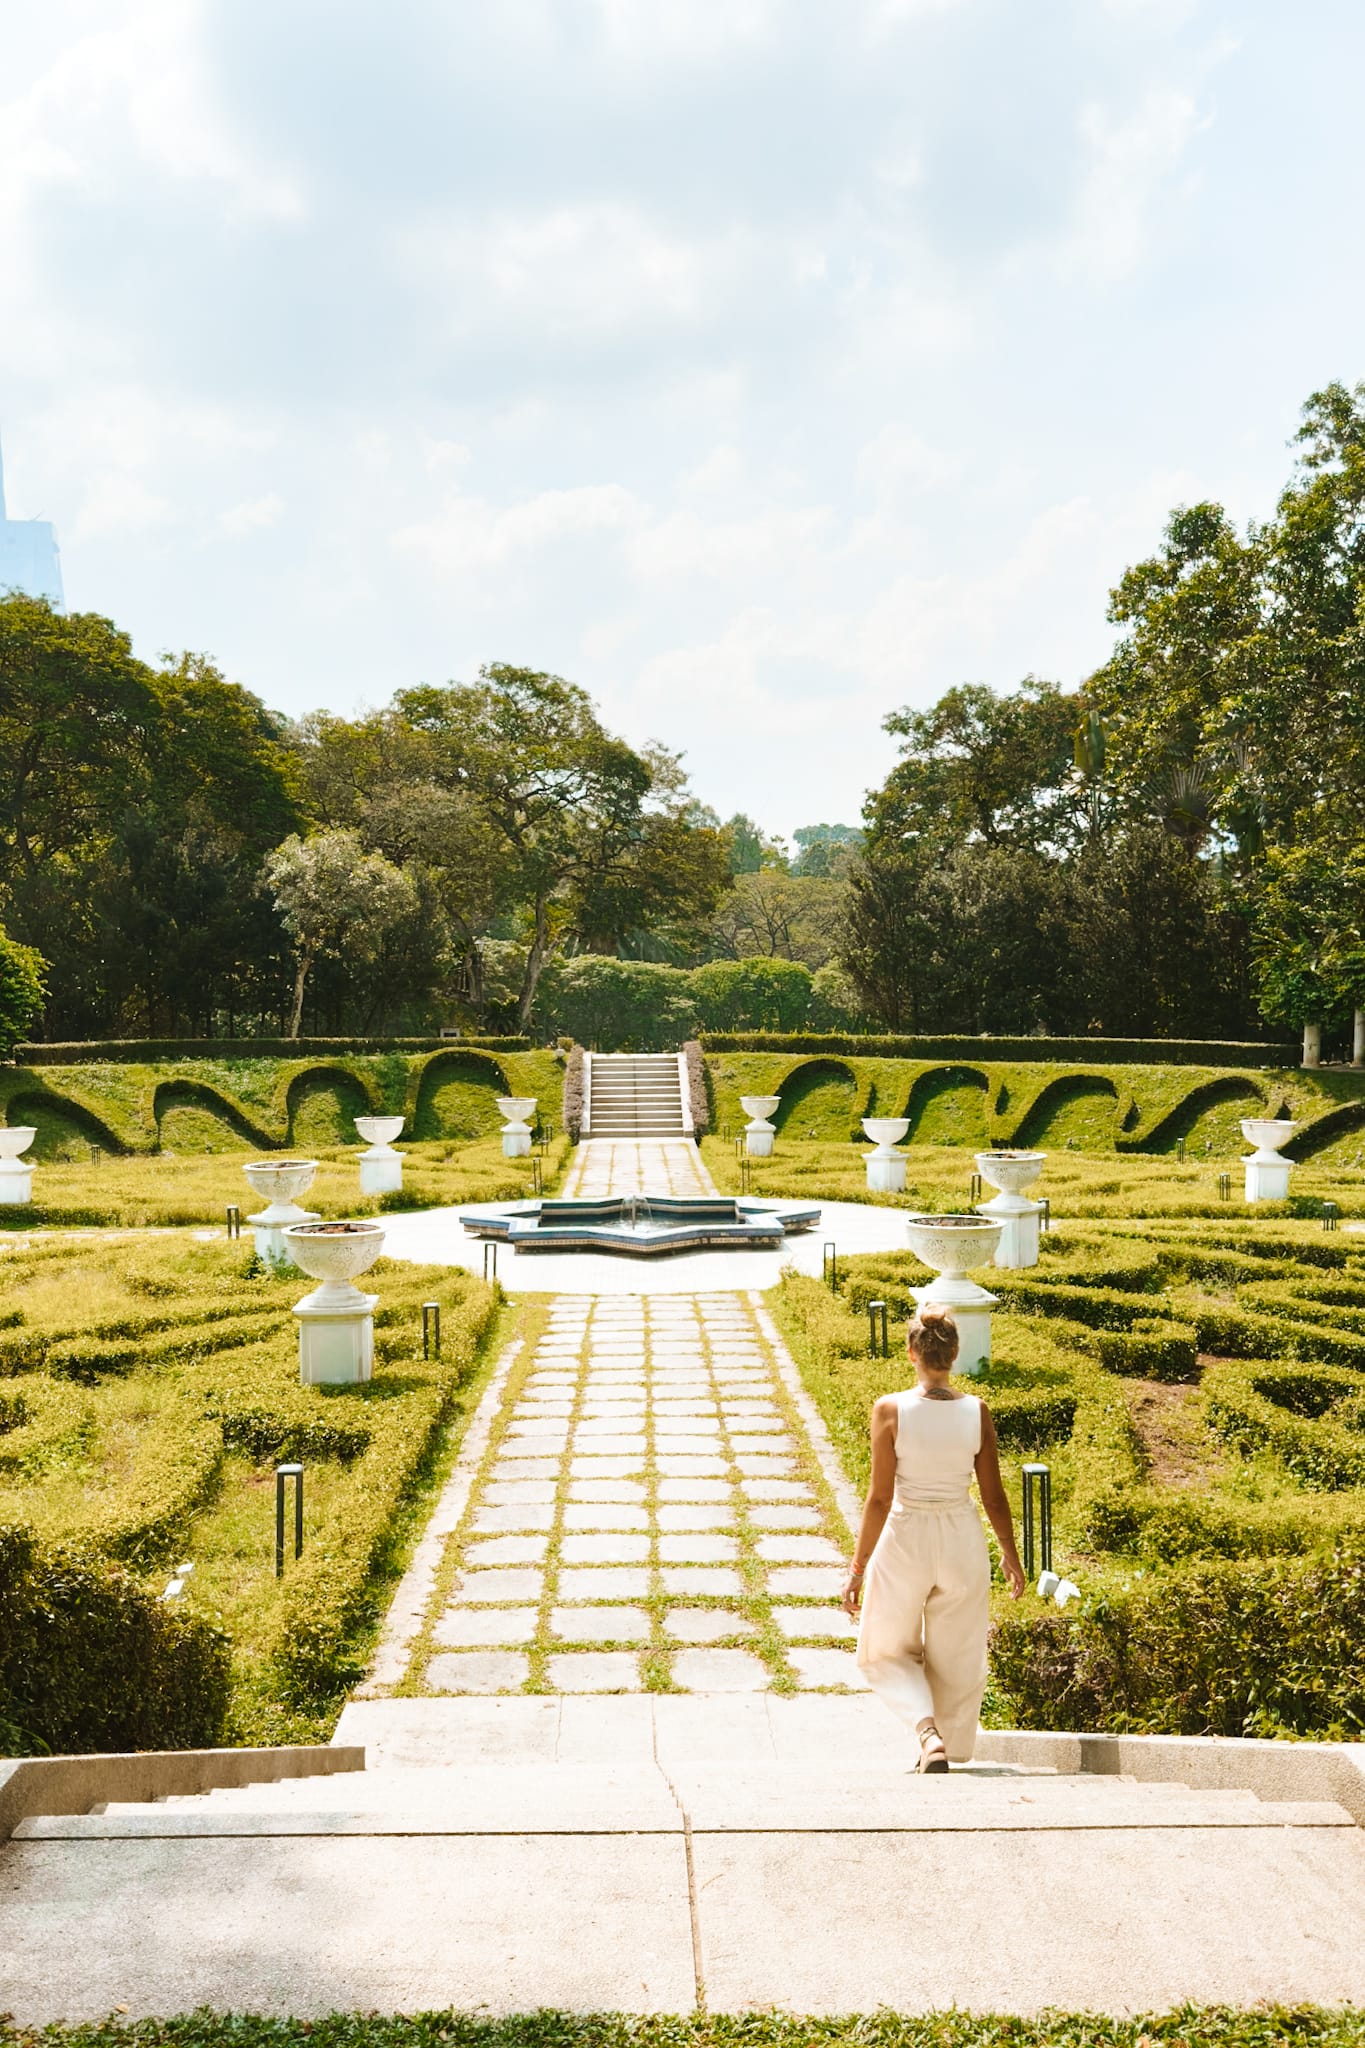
[907, 1305, 959, 1373]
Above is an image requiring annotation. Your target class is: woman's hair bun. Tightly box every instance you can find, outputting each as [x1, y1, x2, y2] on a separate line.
[907, 1305, 960, 1370]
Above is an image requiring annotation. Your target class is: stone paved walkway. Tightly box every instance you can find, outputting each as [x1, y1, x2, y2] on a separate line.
[402, 1286, 866, 1694]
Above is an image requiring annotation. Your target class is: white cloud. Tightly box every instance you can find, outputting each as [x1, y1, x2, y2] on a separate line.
[1061, 89, 1206, 280]
[220, 492, 284, 535]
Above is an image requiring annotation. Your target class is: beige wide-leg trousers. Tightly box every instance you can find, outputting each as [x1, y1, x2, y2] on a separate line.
[855, 1501, 991, 1762]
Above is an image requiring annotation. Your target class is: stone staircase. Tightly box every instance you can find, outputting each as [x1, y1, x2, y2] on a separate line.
[5, 1701, 1364, 2020]
[584, 1051, 687, 1137]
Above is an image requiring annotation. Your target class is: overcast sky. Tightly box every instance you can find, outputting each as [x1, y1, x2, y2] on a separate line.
[3, 1, 1363, 838]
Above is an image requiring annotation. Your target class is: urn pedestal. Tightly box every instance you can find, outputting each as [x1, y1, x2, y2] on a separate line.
[355, 1116, 405, 1195]
[741, 1095, 781, 1158]
[497, 1097, 537, 1159]
[975, 1151, 1046, 1268]
[243, 1160, 320, 1269]
[904, 1214, 1004, 1377]
[1240, 1119, 1297, 1203]
[284, 1219, 386, 1385]
[0, 1128, 36, 1206]
[862, 1118, 909, 1193]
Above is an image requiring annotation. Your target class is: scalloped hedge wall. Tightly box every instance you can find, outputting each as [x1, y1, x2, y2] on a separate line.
[0, 1046, 562, 1160]
[771, 1214, 1365, 1738]
[705, 1050, 1365, 1162]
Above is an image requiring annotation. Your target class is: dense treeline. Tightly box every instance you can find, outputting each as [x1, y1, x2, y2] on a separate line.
[3, 379, 1363, 1050]
[840, 381, 1365, 1060]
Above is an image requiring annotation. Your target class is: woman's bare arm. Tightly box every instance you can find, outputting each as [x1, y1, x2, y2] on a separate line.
[974, 1405, 1025, 1598]
[841, 1395, 899, 1617]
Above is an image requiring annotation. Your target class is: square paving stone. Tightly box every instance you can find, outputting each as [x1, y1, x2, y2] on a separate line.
[658, 1533, 740, 1564]
[788, 1646, 868, 1688]
[756, 1535, 844, 1563]
[548, 1605, 651, 1643]
[657, 1455, 728, 1478]
[570, 1456, 644, 1479]
[740, 1480, 814, 1502]
[671, 1648, 770, 1692]
[766, 1566, 845, 1598]
[664, 1609, 756, 1644]
[464, 1535, 550, 1566]
[659, 1566, 744, 1598]
[734, 1434, 798, 1454]
[506, 1419, 573, 1438]
[653, 1435, 726, 1457]
[747, 1505, 822, 1530]
[426, 1650, 529, 1693]
[734, 1456, 796, 1478]
[433, 1606, 539, 1648]
[770, 1604, 857, 1640]
[548, 1646, 642, 1695]
[486, 1480, 558, 1505]
[658, 1478, 733, 1502]
[561, 1533, 650, 1564]
[471, 1504, 557, 1534]
[572, 1436, 648, 1457]
[657, 1503, 737, 1531]
[454, 1567, 545, 1603]
[569, 1479, 647, 1503]
[562, 1503, 650, 1532]
[494, 1460, 562, 1483]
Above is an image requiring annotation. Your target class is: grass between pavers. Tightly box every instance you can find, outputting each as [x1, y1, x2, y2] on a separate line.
[0, 1133, 572, 1232]
[4, 2005, 1363, 2046]
[398, 1296, 862, 1697]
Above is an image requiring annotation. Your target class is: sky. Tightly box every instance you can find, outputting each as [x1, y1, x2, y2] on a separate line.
[3, 1, 1364, 840]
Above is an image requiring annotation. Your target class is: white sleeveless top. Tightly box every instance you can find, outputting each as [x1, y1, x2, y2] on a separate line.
[892, 1390, 982, 1511]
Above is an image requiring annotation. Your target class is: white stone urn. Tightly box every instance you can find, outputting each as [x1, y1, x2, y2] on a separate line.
[497, 1096, 537, 1158]
[862, 1117, 910, 1193]
[1240, 1118, 1297, 1203]
[355, 1115, 406, 1195]
[741, 1095, 782, 1158]
[242, 1159, 320, 1268]
[976, 1150, 1046, 1269]
[903, 1213, 1004, 1377]
[284, 1218, 386, 1384]
[0, 1126, 36, 1205]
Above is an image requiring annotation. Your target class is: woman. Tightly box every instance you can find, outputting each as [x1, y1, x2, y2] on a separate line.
[843, 1304, 1025, 1772]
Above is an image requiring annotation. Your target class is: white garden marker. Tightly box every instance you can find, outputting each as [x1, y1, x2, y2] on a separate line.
[242, 1159, 320, 1268]
[285, 1218, 386, 1385]
[355, 1115, 405, 1195]
[1240, 1118, 1298, 1203]
[497, 1096, 537, 1158]
[741, 1095, 781, 1157]
[0, 1126, 36, 1205]
[862, 1117, 910, 1192]
[976, 1150, 1046, 1268]
[903, 1213, 1003, 1377]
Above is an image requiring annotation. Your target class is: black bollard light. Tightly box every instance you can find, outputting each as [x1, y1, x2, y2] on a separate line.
[867, 1299, 889, 1358]
[1021, 1462, 1052, 1580]
[226, 1204, 241, 1240]
[969, 1172, 982, 1206]
[823, 1241, 839, 1289]
[422, 1301, 442, 1358]
[275, 1463, 303, 1579]
[483, 1241, 498, 1283]
[1323, 1201, 1340, 1233]
[1218, 1171, 1231, 1202]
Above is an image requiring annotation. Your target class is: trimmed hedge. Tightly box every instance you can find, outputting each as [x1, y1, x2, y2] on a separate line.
[702, 1031, 1297, 1064]
[1203, 1361, 1365, 1489]
[991, 1541, 1365, 1737]
[15, 1035, 532, 1063]
[0, 1523, 229, 1753]
[683, 1038, 710, 1136]
[1095, 1318, 1199, 1382]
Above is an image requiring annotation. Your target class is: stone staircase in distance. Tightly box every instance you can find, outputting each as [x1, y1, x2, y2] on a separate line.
[583, 1050, 688, 1138]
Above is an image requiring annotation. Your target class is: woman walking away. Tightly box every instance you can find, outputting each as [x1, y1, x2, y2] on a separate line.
[843, 1305, 1025, 1772]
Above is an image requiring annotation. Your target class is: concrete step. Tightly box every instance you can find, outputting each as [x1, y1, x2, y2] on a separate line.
[22, 1762, 1354, 1838]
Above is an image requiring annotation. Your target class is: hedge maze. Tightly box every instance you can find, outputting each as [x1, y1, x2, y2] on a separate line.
[773, 1216, 1365, 1739]
[0, 1235, 500, 1755]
